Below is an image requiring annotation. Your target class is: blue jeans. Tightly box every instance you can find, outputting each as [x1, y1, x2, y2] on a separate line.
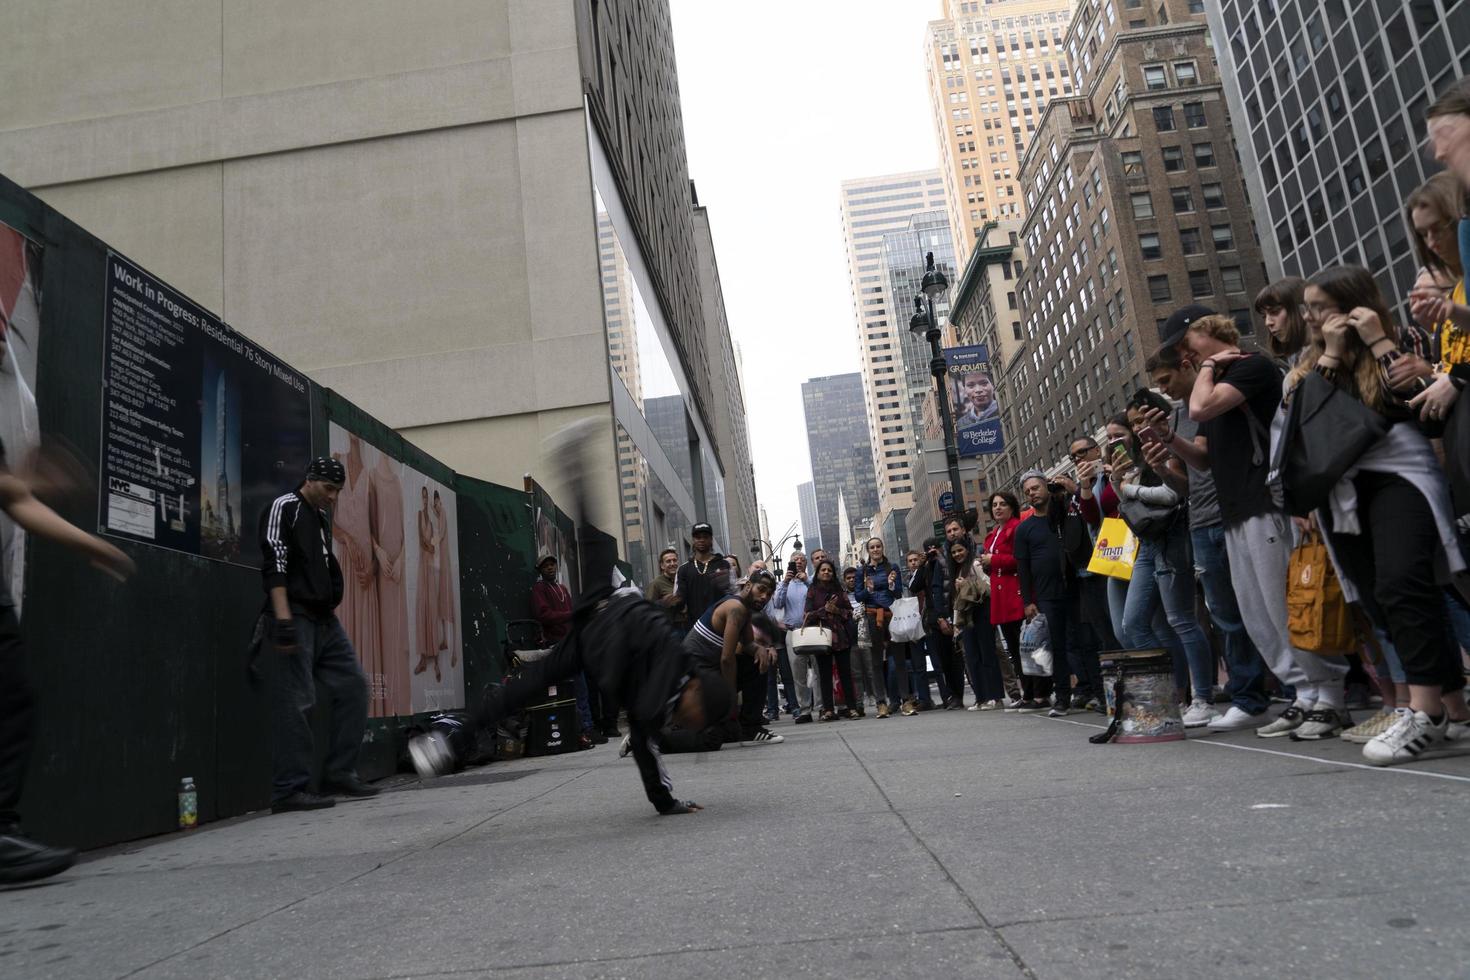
[1120, 536, 1187, 685]
[1191, 524, 1269, 713]
[1128, 528, 1216, 703]
[269, 614, 369, 802]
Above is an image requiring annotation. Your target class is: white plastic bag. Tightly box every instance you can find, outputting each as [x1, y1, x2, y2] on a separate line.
[1019, 615, 1051, 677]
[888, 596, 925, 643]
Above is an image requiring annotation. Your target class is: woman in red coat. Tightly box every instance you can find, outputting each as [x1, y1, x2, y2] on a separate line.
[980, 491, 1027, 705]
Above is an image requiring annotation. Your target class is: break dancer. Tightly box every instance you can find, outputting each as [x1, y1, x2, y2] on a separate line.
[408, 420, 735, 815]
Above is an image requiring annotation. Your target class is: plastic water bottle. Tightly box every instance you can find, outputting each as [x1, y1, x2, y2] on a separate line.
[178, 777, 198, 830]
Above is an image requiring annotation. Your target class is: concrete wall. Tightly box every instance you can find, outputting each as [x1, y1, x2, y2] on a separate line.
[0, 0, 615, 528]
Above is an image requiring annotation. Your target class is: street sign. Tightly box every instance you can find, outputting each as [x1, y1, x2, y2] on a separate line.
[937, 490, 955, 513]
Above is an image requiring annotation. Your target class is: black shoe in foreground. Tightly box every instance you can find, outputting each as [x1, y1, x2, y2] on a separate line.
[271, 791, 337, 814]
[323, 775, 381, 799]
[0, 833, 77, 884]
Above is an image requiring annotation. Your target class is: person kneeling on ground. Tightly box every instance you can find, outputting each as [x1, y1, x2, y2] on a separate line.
[407, 583, 736, 814]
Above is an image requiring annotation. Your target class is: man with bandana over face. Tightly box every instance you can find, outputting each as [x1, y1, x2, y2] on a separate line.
[260, 457, 380, 814]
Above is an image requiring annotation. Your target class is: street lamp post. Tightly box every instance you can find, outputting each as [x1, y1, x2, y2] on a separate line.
[910, 251, 966, 520]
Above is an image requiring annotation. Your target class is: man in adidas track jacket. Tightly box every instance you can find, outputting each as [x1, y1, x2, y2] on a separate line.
[259, 457, 377, 814]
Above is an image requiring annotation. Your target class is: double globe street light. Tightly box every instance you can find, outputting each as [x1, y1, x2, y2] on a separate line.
[909, 251, 966, 521]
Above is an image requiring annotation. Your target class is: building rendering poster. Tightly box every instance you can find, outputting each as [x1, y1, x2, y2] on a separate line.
[329, 423, 464, 718]
[944, 344, 1003, 457]
[97, 252, 310, 568]
[0, 220, 42, 609]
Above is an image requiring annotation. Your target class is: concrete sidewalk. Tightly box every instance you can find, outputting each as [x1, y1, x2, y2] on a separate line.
[4, 707, 1469, 979]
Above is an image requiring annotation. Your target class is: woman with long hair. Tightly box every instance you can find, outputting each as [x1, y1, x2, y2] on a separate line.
[977, 491, 1026, 708]
[854, 537, 904, 718]
[1253, 276, 1310, 366]
[1403, 172, 1470, 408]
[1289, 265, 1470, 760]
[803, 559, 859, 720]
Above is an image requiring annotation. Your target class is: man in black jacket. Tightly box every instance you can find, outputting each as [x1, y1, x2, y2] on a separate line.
[259, 457, 378, 814]
[407, 584, 734, 815]
[1014, 471, 1076, 717]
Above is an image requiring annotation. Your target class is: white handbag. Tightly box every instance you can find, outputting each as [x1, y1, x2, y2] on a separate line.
[888, 596, 925, 643]
[789, 626, 834, 650]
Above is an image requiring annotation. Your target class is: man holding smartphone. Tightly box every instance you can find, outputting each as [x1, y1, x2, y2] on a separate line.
[772, 551, 814, 722]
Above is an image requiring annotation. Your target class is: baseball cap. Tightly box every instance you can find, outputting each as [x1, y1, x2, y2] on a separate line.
[691, 522, 713, 536]
[536, 554, 557, 570]
[1157, 304, 1217, 349]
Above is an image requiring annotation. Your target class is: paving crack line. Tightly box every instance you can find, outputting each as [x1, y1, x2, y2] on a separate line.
[116, 769, 593, 979]
[837, 729, 1038, 980]
[1039, 714, 1470, 785]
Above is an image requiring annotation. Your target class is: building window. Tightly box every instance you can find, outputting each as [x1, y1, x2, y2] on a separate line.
[1153, 106, 1176, 131]
[1148, 275, 1171, 302]
[1193, 142, 1216, 167]
[1211, 225, 1235, 251]
[1184, 102, 1206, 128]
[1121, 150, 1145, 175]
[1189, 269, 1213, 298]
[1201, 183, 1225, 209]
[1221, 266, 1246, 294]
[1179, 228, 1203, 254]
[1162, 146, 1184, 172]
[1171, 186, 1194, 213]
[1140, 232, 1162, 259]
[1131, 192, 1154, 219]
[1174, 62, 1198, 86]
[1144, 65, 1167, 90]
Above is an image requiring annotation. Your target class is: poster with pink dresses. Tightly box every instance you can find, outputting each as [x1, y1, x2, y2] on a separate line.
[329, 423, 463, 718]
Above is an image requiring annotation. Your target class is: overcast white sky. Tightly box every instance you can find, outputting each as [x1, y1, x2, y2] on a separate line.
[670, 0, 944, 559]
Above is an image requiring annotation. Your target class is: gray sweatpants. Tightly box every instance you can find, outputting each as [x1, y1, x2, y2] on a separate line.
[786, 631, 817, 715]
[1224, 511, 1348, 704]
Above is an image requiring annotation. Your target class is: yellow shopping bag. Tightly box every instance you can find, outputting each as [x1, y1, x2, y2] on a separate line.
[1087, 517, 1140, 581]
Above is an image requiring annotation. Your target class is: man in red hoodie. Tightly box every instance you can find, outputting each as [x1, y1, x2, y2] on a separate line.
[530, 555, 599, 747]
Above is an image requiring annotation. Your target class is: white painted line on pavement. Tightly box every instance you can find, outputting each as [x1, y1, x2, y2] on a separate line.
[1041, 715, 1470, 785]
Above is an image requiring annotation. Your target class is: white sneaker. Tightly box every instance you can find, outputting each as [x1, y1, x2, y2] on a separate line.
[1256, 702, 1309, 738]
[1363, 709, 1447, 766]
[979, 699, 1000, 711]
[1289, 707, 1351, 741]
[740, 728, 785, 746]
[1206, 706, 1268, 732]
[618, 734, 633, 758]
[966, 702, 982, 711]
[1181, 699, 1221, 728]
[1002, 698, 1024, 712]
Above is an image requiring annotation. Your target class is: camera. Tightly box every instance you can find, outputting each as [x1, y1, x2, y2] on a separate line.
[1046, 481, 1065, 495]
[787, 559, 798, 574]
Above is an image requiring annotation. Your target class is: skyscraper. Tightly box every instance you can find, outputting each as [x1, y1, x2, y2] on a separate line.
[801, 373, 880, 559]
[839, 171, 949, 520]
[1206, 0, 1469, 305]
[797, 482, 821, 555]
[881, 209, 959, 445]
[1009, 0, 1269, 472]
[926, 0, 1078, 266]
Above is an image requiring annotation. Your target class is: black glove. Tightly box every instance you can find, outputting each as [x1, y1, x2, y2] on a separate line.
[272, 618, 298, 649]
[658, 800, 703, 815]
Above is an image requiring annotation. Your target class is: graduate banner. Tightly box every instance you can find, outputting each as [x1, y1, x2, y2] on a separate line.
[944, 344, 1004, 457]
[98, 252, 311, 566]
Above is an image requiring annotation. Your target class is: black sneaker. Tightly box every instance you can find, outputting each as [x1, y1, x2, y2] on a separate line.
[0, 833, 77, 884]
[591, 730, 610, 745]
[794, 713, 813, 725]
[1015, 700, 1046, 713]
[322, 775, 381, 799]
[271, 791, 336, 814]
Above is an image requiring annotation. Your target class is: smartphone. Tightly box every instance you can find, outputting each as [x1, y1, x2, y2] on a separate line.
[1109, 440, 1133, 467]
[1138, 426, 1159, 445]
